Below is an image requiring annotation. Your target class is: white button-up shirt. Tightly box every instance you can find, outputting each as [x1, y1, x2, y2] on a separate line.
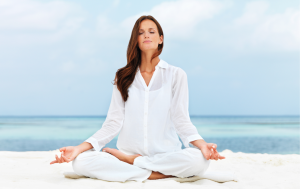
[85, 59, 203, 156]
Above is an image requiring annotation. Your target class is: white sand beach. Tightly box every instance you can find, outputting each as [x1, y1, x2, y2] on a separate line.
[0, 149, 299, 189]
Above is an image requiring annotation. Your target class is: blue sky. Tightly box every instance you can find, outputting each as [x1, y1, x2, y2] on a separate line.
[0, 0, 299, 116]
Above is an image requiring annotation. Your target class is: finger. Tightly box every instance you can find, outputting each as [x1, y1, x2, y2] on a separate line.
[210, 148, 217, 160]
[62, 155, 71, 163]
[55, 155, 61, 163]
[60, 147, 66, 152]
[214, 151, 220, 160]
[50, 160, 58, 165]
[201, 148, 212, 160]
[205, 152, 210, 160]
[211, 146, 219, 160]
[60, 156, 67, 163]
[212, 148, 225, 160]
[211, 144, 218, 149]
[207, 143, 216, 149]
[208, 152, 211, 160]
[202, 151, 209, 160]
[55, 155, 62, 163]
[60, 153, 68, 163]
[213, 149, 225, 160]
[219, 155, 226, 159]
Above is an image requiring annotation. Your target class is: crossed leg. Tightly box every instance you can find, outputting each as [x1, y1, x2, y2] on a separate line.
[72, 147, 210, 182]
[102, 147, 175, 180]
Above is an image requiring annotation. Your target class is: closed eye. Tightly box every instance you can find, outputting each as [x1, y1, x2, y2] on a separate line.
[139, 32, 155, 35]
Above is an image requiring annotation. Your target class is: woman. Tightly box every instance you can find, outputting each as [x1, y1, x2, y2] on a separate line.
[50, 15, 225, 182]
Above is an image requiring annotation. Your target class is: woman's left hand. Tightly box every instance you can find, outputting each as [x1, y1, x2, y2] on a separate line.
[198, 143, 225, 161]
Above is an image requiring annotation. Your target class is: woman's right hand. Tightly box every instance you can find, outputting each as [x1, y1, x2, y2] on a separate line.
[50, 146, 81, 165]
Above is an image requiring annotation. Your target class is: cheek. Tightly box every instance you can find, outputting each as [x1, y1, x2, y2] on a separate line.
[138, 36, 144, 43]
[152, 36, 160, 43]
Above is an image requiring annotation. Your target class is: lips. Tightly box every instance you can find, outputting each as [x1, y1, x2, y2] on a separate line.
[144, 40, 151, 43]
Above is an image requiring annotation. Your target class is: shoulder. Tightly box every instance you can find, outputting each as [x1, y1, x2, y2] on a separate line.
[163, 60, 187, 78]
[163, 61, 188, 89]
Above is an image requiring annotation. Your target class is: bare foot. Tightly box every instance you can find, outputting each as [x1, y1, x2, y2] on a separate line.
[102, 147, 141, 165]
[148, 171, 176, 180]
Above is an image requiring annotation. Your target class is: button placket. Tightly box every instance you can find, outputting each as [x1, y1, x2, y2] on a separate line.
[144, 89, 149, 154]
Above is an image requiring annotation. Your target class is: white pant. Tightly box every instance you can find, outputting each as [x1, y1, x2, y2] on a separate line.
[72, 147, 211, 183]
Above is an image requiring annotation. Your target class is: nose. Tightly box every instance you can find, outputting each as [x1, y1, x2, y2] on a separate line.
[144, 31, 150, 38]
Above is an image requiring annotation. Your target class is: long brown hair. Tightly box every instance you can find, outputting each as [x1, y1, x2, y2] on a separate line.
[112, 15, 164, 102]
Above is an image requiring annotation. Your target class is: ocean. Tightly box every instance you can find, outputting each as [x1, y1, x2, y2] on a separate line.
[0, 116, 299, 154]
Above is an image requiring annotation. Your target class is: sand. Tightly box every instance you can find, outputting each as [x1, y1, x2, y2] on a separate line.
[0, 149, 299, 189]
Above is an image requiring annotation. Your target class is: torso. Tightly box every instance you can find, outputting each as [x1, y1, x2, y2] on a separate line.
[117, 59, 183, 156]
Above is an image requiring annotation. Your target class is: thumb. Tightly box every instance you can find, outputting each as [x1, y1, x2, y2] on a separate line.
[59, 147, 66, 152]
[204, 152, 212, 160]
[201, 149, 211, 160]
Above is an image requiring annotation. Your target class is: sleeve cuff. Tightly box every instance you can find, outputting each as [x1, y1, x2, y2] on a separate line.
[85, 137, 103, 152]
[184, 134, 204, 148]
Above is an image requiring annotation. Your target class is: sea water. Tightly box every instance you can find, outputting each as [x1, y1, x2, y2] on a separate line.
[0, 116, 299, 154]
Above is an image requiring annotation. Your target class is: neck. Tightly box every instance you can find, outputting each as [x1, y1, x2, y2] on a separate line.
[140, 50, 160, 73]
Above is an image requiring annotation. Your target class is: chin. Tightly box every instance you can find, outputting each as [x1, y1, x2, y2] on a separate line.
[140, 47, 156, 51]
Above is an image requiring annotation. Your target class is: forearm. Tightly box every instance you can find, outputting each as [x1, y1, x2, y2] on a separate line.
[190, 139, 207, 149]
[76, 142, 93, 153]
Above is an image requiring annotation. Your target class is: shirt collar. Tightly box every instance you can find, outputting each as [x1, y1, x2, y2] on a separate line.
[155, 59, 168, 69]
[137, 59, 168, 71]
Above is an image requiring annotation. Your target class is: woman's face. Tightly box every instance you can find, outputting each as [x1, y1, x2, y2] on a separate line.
[138, 19, 163, 53]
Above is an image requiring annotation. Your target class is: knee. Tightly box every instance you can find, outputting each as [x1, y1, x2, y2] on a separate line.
[187, 148, 211, 176]
[72, 151, 95, 175]
[72, 151, 115, 176]
[193, 152, 211, 176]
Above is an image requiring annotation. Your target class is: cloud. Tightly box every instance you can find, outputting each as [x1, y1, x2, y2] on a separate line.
[0, 0, 85, 44]
[234, 1, 269, 26]
[231, 1, 299, 51]
[112, 0, 120, 7]
[95, 0, 232, 40]
[58, 60, 107, 76]
[120, 0, 232, 39]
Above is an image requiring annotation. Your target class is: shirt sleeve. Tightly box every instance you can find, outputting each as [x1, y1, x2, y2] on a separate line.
[170, 67, 204, 148]
[85, 84, 125, 152]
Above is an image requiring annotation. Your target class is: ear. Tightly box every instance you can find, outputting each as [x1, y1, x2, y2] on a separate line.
[159, 35, 163, 44]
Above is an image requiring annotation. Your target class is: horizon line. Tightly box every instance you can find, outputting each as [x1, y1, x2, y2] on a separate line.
[0, 115, 299, 117]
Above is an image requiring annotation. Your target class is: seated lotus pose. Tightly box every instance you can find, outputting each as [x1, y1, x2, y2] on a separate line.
[50, 15, 225, 182]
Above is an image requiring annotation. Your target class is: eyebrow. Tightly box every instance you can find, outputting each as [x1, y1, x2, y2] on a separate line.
[139, 28, 156, 31]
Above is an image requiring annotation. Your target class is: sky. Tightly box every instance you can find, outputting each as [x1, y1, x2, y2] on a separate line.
[0, 0, 299, 116]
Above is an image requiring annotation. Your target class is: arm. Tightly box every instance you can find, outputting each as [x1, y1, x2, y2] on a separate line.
[168, 69, 225, 160]
[85, 84, 125, 152]
[76, 142, 93, 153]
[190, 139, 207, 149]
[50, 85, 125, 164]
[170, 67, 205, 148]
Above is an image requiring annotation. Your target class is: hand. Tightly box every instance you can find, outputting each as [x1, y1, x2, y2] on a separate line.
[198, 143, 225, 161]
[50, 146, 81, 165]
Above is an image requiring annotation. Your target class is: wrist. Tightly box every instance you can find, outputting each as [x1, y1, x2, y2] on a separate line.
[190, 139, 207, 149]
[75, 146, 83, 153]
[77, 142, 93, 153]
